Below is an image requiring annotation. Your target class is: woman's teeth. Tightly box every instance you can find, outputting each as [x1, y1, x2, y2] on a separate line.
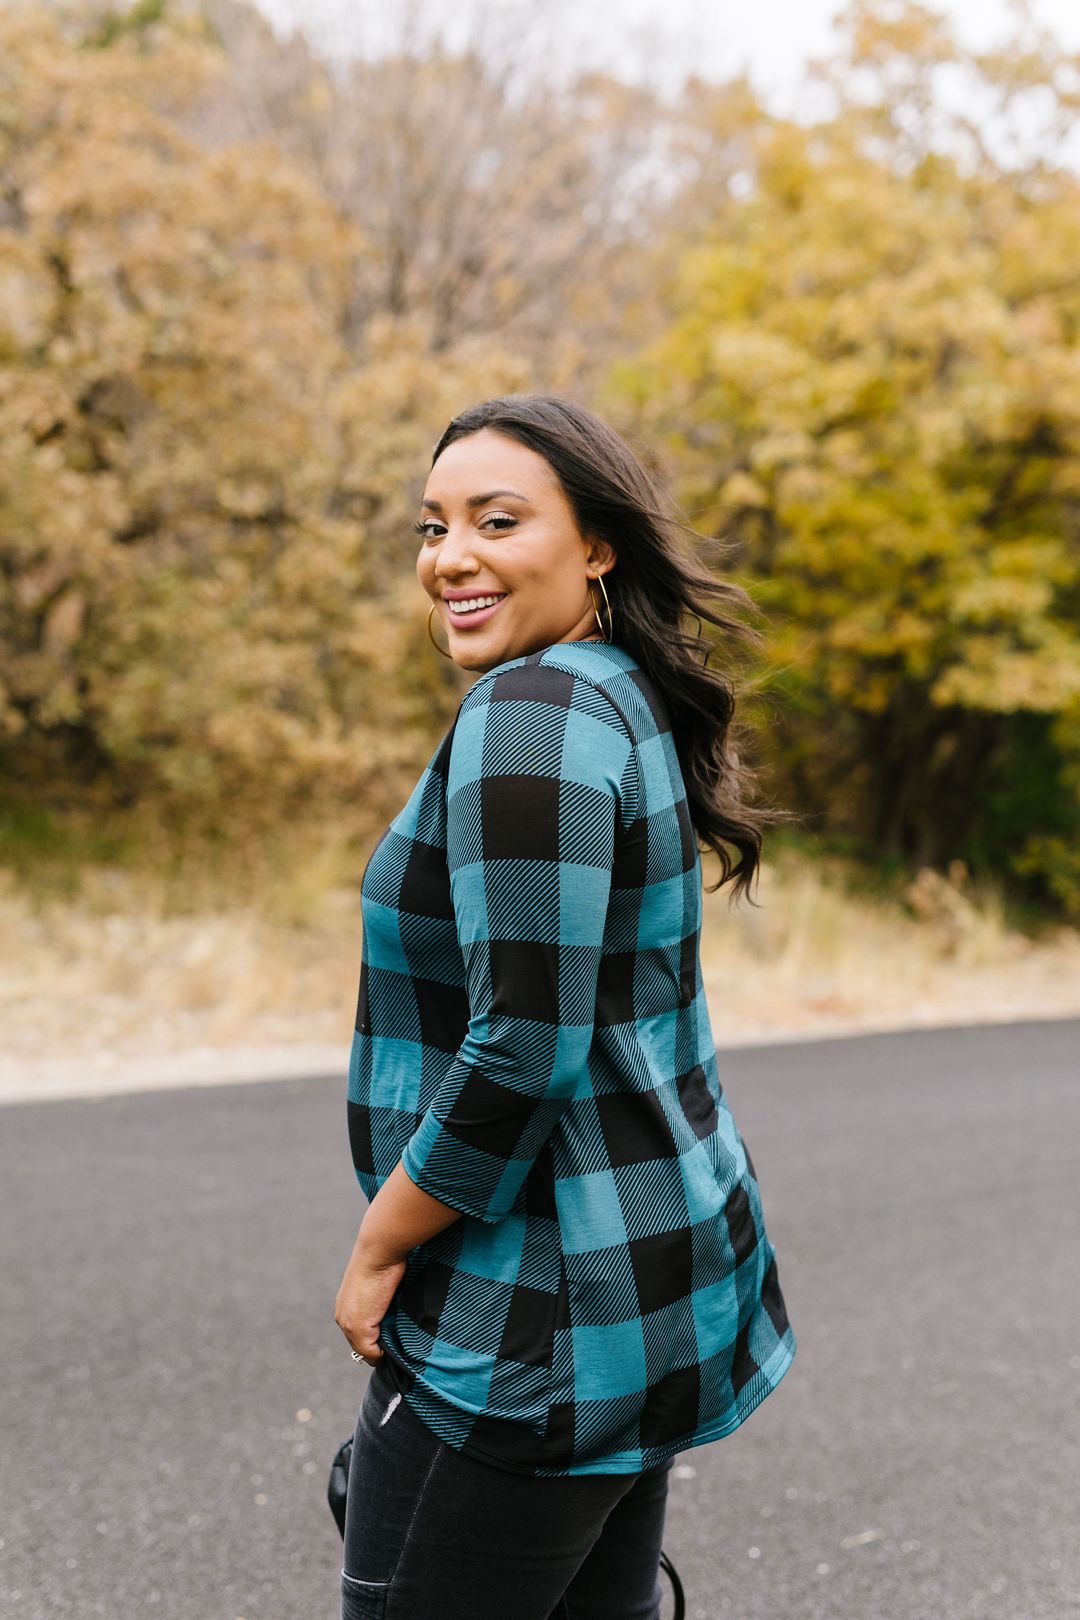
[447, 594, 506, 615]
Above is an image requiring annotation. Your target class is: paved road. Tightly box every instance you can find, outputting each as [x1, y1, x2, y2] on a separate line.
[2, 1019, 1078, 1620]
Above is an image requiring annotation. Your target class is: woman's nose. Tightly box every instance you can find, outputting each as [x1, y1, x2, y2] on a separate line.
[434, 529, 480, 578]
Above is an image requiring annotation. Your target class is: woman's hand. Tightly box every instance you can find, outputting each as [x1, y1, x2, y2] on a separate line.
[334, 1163, 464, 1364]
[334, 1231, 407, 1365]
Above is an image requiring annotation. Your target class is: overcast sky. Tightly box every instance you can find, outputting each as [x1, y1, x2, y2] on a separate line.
[688, 0, 1068, 105]
[255, 0, 1080, 115]
[252, 0, 1079, 173]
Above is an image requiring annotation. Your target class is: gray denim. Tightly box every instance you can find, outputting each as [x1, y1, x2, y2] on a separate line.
[341, 1360, 674, 1620]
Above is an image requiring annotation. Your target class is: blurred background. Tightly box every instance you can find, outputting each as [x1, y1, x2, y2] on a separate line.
[2, 0, 1079, 1100]
[4, 7, 1079, 1620]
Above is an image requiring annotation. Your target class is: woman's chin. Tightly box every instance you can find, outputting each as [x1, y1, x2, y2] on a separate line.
[446, 618, 515, 668]
[447, 631, 508, 672]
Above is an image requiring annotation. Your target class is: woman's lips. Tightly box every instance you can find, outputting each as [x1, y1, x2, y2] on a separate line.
[442, 594, 508, 631]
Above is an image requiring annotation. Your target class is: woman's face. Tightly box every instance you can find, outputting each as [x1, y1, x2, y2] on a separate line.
[416, 428, 616, 674]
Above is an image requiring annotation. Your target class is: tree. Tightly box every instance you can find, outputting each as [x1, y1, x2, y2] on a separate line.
[197, 0, 672, 363]
[606, 1, 1080, 904]
[0, 4, 374, 823]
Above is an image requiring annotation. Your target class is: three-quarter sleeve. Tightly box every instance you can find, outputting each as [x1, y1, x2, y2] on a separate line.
[400, 661, 636, 1224]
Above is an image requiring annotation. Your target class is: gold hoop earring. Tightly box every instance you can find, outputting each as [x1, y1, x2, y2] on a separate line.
[589, 573, 614, 642]
[427, 601, 453, 660]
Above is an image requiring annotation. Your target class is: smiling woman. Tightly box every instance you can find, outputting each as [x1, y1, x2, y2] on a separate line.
[334, 393, 796, 1620]
[415, 441, 615, 670]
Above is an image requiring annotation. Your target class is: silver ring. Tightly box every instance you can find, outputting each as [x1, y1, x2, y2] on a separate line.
[351, 1349, 365, 1362]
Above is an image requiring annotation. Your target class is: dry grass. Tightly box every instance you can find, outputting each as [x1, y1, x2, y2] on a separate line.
[1, 848, 1077, 1102]
[699, 854, 1080, 1042]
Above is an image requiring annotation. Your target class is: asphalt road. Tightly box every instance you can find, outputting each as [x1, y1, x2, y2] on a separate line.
[2, 1018, 1078, 1620]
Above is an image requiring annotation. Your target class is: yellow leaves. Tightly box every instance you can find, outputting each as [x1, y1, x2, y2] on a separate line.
[992, 537, 1076, 585]
[831, 606, 935, 660]
[747, 431, 815, 475]
[815, 431, 873, 480]
[0, 236, 55, 354]
[704, 327, 811, 417]
[12, 559, 76, 614]
[1012, 296, 1066, 348]
[910, 402, 969, 463]
[836, 0, 956, 71]
[0, 0, 1075, 901]
[718, 471, 769, 511]
[603, 34, 1080, 890]
[825, 662, 896, 714]
[214, 479, 280, 522]
[949, 574, 1053, 627]
[613, 87, 1078, 612]
[774, 462, 833, 515]
[0, 4, 387, 816]
[21, 659, 83, 728]
[42, 589, 85, 655]
[931, 638, 1080, 714]
[1012, 833, 1080, 919]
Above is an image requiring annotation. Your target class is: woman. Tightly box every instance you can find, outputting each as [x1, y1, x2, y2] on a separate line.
[334, 395, 797, 1620]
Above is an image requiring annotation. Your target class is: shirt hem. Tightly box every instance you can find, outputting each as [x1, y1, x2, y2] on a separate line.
[388, 1327, 798, 1478]
[533, 1329, 799, 1475]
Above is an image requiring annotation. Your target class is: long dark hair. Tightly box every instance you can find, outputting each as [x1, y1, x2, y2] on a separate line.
[430, 393, 788, 906]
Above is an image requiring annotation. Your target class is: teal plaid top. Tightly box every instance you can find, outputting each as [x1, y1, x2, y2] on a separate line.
[347, 637, 796, 1475]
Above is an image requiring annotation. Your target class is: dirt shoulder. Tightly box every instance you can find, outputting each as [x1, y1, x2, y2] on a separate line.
[3, 857, 1077, 1105]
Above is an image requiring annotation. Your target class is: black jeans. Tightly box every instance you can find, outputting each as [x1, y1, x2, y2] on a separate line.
[341, 1359, 675, 1620]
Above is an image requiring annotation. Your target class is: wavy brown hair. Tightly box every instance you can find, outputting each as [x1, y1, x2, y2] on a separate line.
[430, 393, 788, 905]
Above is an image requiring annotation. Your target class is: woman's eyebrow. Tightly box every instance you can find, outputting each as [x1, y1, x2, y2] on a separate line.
[420, 489, 531, 511]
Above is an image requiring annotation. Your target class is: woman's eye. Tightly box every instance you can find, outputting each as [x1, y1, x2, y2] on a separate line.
[413, 513, 517, 540]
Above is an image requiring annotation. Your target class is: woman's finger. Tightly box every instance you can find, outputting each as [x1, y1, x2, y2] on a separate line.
[340, 1316, 384, 1362]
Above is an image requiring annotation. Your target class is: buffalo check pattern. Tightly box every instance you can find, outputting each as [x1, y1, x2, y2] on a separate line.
[347, 639, 796, 1476]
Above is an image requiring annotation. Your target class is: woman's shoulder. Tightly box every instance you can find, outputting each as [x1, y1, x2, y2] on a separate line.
[458, 640, 660, 746]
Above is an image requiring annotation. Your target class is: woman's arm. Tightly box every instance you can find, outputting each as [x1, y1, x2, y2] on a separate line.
[337, 662, 633, 1358]
[335, 1163, 463, 1363]
[398, 664, 634, 1223]
[359, 1159, 465, 1266]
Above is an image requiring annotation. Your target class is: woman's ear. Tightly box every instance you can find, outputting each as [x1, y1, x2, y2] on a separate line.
[585, 535, 617, 576]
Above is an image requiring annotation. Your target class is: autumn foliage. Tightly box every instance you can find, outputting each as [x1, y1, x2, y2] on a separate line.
[2, 0, 1078, 915]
